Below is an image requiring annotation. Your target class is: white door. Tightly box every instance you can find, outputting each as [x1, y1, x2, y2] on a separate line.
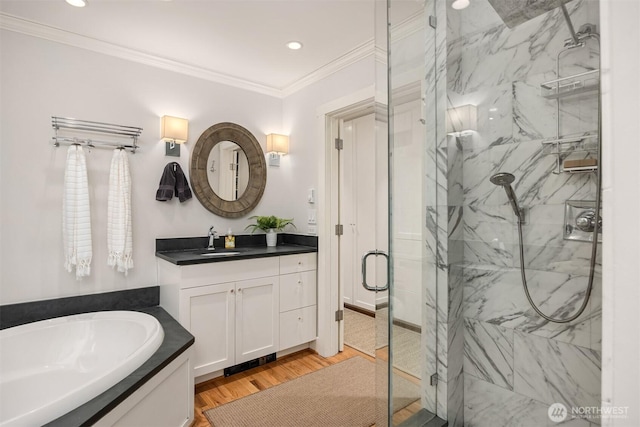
[181, 282, 236, 377]
[340, 113, 389, 312]
[235, 276, 280, 364]
[390, 98, 424, 327]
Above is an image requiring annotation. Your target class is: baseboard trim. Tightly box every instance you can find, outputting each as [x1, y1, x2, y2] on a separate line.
[344, 304, 421, 333]
[393, 317, 421, 334]
[345, 303, 375, 317]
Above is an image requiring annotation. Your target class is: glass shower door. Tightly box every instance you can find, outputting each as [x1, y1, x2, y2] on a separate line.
[386, 0, 439, 425]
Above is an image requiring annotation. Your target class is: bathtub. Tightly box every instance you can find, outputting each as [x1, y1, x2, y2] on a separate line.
[0, 310, 164, 427]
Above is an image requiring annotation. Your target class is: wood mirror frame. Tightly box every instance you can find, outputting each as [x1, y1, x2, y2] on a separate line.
[190, 122, 267, 218]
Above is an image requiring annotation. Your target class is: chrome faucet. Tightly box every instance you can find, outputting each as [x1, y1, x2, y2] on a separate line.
[208, 226, 218, 250]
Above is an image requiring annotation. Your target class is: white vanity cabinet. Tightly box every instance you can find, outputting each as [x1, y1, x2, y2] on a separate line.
[159, 257, 280, 378]
[180, 282, 236, 376]
[158, 251, 317, 380]
[234, 275, 280, 364]
[278, 253, 317, 351]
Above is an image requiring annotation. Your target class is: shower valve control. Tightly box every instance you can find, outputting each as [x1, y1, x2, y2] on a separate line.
[575, 210, 602, 233]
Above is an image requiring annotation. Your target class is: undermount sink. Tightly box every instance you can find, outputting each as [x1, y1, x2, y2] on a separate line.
[199, 251, 241, 257]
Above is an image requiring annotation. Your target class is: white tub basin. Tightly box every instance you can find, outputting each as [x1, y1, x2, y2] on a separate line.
[0, 310, 164, 427]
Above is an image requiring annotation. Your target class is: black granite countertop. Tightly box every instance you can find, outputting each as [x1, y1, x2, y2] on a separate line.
[45, 306, 194, 427]
[156, 233, 318, 266]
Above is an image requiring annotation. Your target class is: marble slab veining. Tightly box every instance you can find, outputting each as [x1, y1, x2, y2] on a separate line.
[464, 318, 514, 389]
[464, 374, 593, 427]
[463, 264, 600, 350]
[513, 330, 601, 410]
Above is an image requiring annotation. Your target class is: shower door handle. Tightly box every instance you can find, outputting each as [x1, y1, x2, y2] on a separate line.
[361, 250, 389, 292]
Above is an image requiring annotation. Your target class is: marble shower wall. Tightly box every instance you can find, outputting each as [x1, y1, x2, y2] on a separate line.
[445, 0, 603, 426]
[431, 1, 465, 425]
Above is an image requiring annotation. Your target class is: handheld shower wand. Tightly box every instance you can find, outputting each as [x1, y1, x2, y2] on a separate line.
[489, 171, 597, 324]
[489, 172, 523, 222]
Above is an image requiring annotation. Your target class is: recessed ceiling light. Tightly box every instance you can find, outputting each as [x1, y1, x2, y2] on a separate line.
[286, 41, 303, 50]
[451, 0, 470, 10]
[66, 0, 87, 7]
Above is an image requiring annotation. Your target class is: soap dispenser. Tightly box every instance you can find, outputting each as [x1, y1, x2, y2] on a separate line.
[225, 228, 235, 249]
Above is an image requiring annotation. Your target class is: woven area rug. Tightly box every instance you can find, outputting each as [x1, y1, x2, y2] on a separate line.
[204, 357, 376, 427]
[344, 308, 376, 356]
[344, 308, 421, 378]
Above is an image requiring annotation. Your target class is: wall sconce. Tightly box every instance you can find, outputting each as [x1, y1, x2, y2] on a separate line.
[446, 104, 477, 134]
[161, 115, 188, 157]
[266, 133, 289, 167]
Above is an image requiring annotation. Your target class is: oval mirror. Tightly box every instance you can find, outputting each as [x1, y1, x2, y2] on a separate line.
[191, 122, 266, 218]
[206, 141, 249, 201]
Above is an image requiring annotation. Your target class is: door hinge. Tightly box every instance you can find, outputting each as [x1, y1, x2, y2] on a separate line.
[430, 373, 438, 386]
[429, 16, 437, 29]
[335, 224, 344, 235]
[335, 138, 344, 150]
[335, 309, 344, 321]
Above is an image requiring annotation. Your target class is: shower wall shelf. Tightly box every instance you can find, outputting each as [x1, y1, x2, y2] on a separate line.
[540, 69, 599, 99]
[51, 116, 143, 153]
[541, 132, 598, 174]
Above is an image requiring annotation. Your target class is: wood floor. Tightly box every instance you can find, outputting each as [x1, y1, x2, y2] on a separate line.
[193, 345, 420, 427]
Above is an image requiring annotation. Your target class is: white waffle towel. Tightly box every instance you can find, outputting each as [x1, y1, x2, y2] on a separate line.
[107, 148, 133, 275]
[63, 145, 92, 279]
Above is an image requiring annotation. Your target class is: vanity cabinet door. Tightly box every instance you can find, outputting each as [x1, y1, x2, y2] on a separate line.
[180, 283, 236, 377]
[235, 276, 280, 364]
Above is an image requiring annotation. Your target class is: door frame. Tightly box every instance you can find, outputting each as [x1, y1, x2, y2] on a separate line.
[314, 85, 387, 357]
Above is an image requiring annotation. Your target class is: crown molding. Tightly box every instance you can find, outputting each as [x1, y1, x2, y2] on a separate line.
[281, 39, 376, 97]
[390, 10, 425, 43]
[1, 11, 424, 99]
[0, 13, 284, 98]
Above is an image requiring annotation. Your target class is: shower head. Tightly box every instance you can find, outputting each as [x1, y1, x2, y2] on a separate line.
[486, 0, 584, 48]
[487, 0, 571, 28]
[490, 172, 523, 222]
[489, 172, 516, 186]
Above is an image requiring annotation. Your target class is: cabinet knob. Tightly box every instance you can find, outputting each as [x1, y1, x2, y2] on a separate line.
[230, 289, 234, 294]
[238, 288, 242, 293]
[297, 280, 302, 285]
[298, 317, 302, 321]
[298, 261, 302, 265]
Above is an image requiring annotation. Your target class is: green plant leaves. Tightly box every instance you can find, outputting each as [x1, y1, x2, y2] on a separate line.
[245, 215, 296, 233]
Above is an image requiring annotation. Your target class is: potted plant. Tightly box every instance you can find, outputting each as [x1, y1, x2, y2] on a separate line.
[245, 215, 296, 247]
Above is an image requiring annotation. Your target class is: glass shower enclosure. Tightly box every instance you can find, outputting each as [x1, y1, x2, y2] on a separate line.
[384, 0, 602, 425]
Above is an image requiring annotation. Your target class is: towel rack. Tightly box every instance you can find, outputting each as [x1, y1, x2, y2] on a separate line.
[51, 116, 143, 153]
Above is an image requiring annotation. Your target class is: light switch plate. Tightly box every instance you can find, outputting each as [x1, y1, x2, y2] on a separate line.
[307, 209, 317, 224]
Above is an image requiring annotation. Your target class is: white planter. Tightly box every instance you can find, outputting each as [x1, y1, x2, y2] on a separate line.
[266, 229, 278, 247]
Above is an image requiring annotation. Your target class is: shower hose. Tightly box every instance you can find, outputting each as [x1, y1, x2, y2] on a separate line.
[518, 34, 602, 324]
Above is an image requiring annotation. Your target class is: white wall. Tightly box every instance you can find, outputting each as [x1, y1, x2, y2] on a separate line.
[600, 0, 640, 425]
[0, 29, 377, 305]
[0, 31, 288, 304]
[282, 56, 376, 235]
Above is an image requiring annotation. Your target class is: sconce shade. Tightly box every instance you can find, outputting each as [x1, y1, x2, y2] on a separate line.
[446, 104, 477, 133]
[266, 133, 289, 155]
[161, 116, 189, 144]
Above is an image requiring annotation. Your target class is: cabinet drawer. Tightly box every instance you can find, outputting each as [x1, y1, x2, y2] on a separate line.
[279, 306, 317, 350]
[279, 253, 317, 274]
[279, 271, 317, 312]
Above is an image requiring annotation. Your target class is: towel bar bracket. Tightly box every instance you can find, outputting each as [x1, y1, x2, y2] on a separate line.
[51, 116, 143, 153]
